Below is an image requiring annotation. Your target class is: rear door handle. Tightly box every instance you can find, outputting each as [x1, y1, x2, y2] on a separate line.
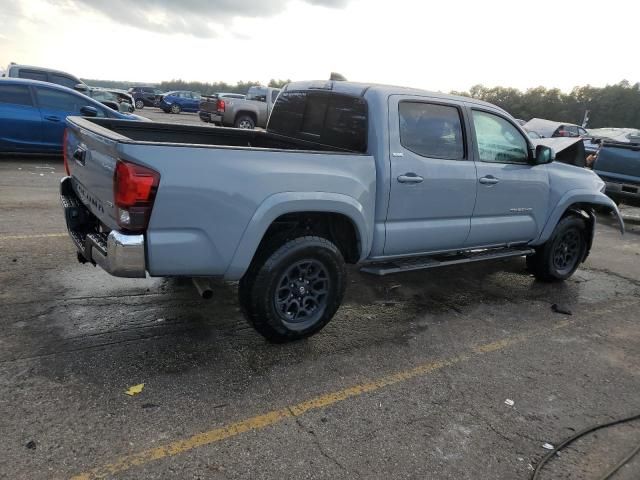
[44, 115, 61, 122]
[397, 173, 424, 184]
[479, 175, 499, 185]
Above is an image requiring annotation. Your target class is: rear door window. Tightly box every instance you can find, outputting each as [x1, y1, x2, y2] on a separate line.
[19, 69, 47, 81]
[0, 84, 33, 106]
[399, 102, 465, 160]
[268, 91, 367, 152]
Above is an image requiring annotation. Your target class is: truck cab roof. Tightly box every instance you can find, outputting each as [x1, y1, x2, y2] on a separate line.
[283, 80, 508, 114]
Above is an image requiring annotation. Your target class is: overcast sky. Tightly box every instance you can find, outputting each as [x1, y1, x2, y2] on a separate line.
[0, 0, 637, 92]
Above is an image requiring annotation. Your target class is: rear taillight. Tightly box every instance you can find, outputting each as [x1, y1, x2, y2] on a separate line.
[63, 129, 70, 175]
[216, 99, 225, 113]
[113, 160, 160, 232]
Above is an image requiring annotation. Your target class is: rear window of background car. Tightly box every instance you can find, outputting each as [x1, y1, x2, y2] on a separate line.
[0, 84, 33, 106]
[399, 102, 465, 160]
[18, 70, 47, 81]
[268, 91, 368, 153]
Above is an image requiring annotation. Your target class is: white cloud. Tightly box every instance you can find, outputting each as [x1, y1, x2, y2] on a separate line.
[0, 0, 637, 91]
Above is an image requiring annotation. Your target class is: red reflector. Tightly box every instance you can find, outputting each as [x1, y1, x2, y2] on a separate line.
[63, 129, 70, 176]
[217, 99, 225, 112]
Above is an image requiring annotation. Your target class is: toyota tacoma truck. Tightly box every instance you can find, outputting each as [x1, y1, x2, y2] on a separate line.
[60, 80, 624, 343]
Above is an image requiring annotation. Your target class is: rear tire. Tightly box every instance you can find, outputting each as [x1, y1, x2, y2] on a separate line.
[235, 115, 255, 129]
[526, 216, 587, 282]
[239, 236, 346, 343]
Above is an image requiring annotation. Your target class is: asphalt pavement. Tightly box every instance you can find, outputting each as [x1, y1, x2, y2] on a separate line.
[137, 107, 209, 126]
[1, 151, 639, 480]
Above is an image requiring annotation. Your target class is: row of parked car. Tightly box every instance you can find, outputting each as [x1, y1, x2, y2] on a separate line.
[0, 63, 150, 154]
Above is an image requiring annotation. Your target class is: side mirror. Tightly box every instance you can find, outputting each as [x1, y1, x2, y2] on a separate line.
[534, 144, 554, 164]
[80, 106, 99, 117]
[74, 83, 88, 93]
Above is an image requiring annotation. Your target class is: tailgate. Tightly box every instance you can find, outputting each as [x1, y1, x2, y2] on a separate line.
[64, 116, 126, 230]
[199, 96, 218, 113]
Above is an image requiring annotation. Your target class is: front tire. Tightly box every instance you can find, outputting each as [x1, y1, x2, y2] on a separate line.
[239, 236, 347, 343]
[170, 103, 182, 114]
[527, 216, 587, 282]
[135, 99, 144, 109]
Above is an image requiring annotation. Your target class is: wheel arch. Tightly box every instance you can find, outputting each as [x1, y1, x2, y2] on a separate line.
[225, 192, 371, 280]
[234, 110, 257, 125]
[533, 190, 624, 248]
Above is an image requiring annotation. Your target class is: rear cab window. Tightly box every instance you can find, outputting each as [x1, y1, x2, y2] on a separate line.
[268, 90, 368, 152]
[247, 87, 268, 102]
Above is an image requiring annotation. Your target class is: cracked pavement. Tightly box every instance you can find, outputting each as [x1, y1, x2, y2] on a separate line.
[1, 156, 639, 479]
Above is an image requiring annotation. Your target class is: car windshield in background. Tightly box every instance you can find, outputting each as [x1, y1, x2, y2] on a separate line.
[268, 91, 367, 152]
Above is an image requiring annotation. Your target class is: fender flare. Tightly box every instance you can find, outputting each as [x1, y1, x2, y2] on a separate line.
[224, 192, 372, 280]
[234, 109, 258, 125]
[533, 189, 625, 246]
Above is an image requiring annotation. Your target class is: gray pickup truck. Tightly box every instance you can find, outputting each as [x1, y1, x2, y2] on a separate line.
[60, 80, 624, 342]
[198, 86, 280, 129]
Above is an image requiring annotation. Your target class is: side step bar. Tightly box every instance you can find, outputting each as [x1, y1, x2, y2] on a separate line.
[360, 247, 535, 276]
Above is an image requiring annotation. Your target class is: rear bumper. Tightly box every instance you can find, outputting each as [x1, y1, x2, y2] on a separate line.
[198, 111, 222, 123]
[605, 180, 640, 200]
[60, 176, 146, 278]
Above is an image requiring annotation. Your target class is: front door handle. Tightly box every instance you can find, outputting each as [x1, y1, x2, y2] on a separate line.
[44, 115, 61, 122]
[479, 175, 499, 185]
[397, 173, 424, 184]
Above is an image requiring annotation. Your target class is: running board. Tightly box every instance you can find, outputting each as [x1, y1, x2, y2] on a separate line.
[360, 247, 535, 276]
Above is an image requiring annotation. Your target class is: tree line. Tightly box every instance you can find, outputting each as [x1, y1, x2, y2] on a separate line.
[452, 81, 640, 128]
[83, 78, 291, 95]
[84, 77, 640, 128]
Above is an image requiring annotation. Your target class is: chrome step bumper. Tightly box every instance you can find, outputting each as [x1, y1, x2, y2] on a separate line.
[60, 176, 146, 278]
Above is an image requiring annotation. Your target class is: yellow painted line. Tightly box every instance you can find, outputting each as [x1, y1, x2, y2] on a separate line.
[70, 321, 573, 480]
[0, 233, 67, 241]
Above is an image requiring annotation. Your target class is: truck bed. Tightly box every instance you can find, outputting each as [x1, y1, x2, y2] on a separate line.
[83, 118, 343, 152]
[64, 116, 376, 279]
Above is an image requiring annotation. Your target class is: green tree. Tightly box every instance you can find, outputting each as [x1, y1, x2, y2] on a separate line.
[457, 81, 640, 128]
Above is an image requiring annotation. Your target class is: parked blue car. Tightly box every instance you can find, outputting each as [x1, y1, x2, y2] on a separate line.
[0, 78, 145, 154]
[159, 91, 201, 114]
